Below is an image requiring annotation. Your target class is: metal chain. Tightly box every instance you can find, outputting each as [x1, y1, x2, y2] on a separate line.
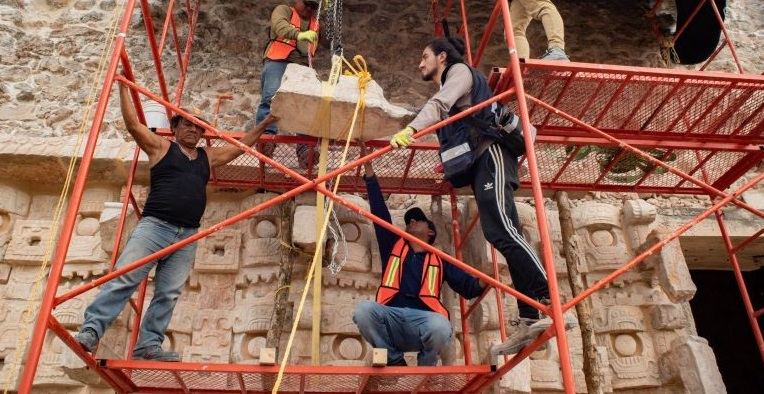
[328, 0, 343, 56]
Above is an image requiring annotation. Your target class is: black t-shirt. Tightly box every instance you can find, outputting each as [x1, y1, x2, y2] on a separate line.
[142, 143, 210, 228]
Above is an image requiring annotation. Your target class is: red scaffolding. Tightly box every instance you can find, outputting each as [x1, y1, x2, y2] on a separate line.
[17, 0, 764, 393]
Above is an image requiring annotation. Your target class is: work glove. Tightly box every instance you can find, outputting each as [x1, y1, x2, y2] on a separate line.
[296, 30, 318, 44]
[390, 126, 415, 149]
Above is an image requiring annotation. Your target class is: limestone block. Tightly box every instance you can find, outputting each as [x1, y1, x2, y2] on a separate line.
[259, 348, 276, 365]
[659, 336, 726, 393]
[372, 348, 387, 366]
[4, 220, 53, 265]
[623, 198, 657, 250]
[270, 64, 415, 140]
[0, 182, 30, 216]
[594, 305, 661, 389]
[80, 187, 117, 217]
[194, 229, 242, 273]
[572, 202, 629, 271]
[649, 304, 688, 330]
[292, 205, 318, 251]
[638, 227, 696, 303]
[65, 216, 109, 274]
[98, 202, 137, 255]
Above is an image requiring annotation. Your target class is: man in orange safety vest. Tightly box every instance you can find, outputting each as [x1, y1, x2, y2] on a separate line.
[255, 0, 319, 163]
[352, 143, 486, 367]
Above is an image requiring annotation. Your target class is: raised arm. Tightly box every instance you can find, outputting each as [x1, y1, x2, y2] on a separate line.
[205, 114, 279, 168]
[119, 81, 168, 164]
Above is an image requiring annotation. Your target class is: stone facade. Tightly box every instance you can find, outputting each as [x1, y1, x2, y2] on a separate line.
[1, 0, 762, 393]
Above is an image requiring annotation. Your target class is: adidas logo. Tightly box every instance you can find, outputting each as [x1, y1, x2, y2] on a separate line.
[484, 182, 494, 191]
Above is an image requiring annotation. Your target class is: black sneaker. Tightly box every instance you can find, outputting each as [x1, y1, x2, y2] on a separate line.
[73, 328, 99, 353]
[133, 347, 181, 362]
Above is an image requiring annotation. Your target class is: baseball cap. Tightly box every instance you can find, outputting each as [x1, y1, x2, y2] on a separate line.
[404, 207, 437, 244]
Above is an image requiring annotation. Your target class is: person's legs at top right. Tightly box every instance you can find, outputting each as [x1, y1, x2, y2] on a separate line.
[515, 0, 567, 60]
[510, 0, 533, 59]
[255, 59, 289, 157]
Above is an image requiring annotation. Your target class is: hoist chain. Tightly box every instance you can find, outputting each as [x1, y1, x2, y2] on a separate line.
[325, 0, 343, 56]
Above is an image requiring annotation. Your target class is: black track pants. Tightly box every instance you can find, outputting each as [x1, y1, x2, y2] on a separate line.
[471, 143, 549, 319]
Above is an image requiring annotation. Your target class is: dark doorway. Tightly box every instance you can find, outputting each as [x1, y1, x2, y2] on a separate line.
[690, 268, 764, 393]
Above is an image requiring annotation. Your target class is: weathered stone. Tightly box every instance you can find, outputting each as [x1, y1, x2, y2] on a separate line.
[659, 336, 726, 393]
[638, 227, 697, 303]
[271, 64, 415, 141]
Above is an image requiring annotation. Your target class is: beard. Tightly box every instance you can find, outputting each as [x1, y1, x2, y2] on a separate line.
[421, 69, 436, 82]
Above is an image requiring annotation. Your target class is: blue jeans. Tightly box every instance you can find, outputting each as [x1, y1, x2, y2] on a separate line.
[353, 300, 453, 366]
[81, 216, 198, 353]
[256, 59, 289, 135]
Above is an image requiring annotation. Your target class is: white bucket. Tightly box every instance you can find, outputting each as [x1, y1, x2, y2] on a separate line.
[142, 99, 170, 129]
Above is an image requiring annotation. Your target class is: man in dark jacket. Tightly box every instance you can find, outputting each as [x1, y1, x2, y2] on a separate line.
[389, 37, 576, 356]
[353, 143, 486, 366]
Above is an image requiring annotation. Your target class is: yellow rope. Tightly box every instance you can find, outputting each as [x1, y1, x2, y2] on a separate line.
[3, 1, 126, 392]
[271, 55, 370, 393]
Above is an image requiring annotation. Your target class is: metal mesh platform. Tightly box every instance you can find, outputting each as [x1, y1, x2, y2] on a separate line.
[99, 361, 494, 394]
[197, 61, 764, 196]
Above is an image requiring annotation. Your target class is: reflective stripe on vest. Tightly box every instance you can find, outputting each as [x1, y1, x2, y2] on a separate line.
[375, 238, 449, 319]
[265, 7, 319, 60]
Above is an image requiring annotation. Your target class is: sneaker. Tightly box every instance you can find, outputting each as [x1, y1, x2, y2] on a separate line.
[73, 328, 99, 353]
[539, 47, 570, 61]
[490, 317, 537, 356]
[491, 313, 578, 356]
[132, 347, 181, 362]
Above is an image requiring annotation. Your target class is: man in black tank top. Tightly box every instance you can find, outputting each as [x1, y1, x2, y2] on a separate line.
[73, 76, 278, 361]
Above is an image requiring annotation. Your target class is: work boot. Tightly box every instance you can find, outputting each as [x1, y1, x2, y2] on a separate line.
[73, 328, 99, 353]
[133, 346, 181, 362]
[539, 47, 570, 61]
[296, 143, 319, 169]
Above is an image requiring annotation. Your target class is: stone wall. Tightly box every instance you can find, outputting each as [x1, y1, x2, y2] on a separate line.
[0, 0, 762, 393]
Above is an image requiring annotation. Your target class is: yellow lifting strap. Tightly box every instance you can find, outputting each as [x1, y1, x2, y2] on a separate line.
[272, 54, 371, 393]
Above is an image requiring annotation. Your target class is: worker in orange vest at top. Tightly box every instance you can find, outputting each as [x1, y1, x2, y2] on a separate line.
[352, 142, 487, 367]
[255, 0, 320, 165]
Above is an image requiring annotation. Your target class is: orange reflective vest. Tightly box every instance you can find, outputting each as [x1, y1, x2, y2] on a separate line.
[375, 238, 449, 319]
[265, 7, 319, 60]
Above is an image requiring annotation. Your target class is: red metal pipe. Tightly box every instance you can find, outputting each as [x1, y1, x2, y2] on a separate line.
[459, 0, 472, 65]
[472, 1, 500, 68]
[700, 37, 729, 72]
[139, 0, 172, 105]
[732, 227, 764, 254]
[525, 94, 764, 219]
[497, 0, 576, 391]
[566, 170, 764, 312]
[172, 1, 200, 107]
[450, 191, 473, 365]
[158, 0, 176, 54]
[55, 80, 547, 315]
[708, 0, 745, 73]
[17, 2, 139, 390]
[698, 166, 764, 365]
[673, 0, 707, 42]
[458, 212, 481, 250]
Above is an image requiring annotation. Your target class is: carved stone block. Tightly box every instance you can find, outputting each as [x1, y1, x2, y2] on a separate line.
[98, 202, 137, 255]
[638, 227, 697, 303]
[292, 205, 318, 252]
[4, 220, 53, 265]
[573, 202, 629, 271]
[194, 230, 242, 273]
[659, 336, 726, 393]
